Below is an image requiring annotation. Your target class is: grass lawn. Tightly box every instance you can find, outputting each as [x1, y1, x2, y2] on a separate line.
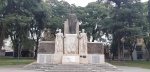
[0, 58, 36, 66]
[109, 60, 150, 69]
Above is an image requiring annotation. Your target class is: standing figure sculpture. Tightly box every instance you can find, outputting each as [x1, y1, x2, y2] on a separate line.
[55, 29, 64, 53]
[79, 29, 87, 54]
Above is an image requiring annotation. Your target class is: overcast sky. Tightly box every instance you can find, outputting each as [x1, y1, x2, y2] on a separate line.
[62, 0, 148, 7]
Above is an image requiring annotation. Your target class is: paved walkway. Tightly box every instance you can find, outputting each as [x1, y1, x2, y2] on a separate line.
[0, 65, 42, 72]
[0, 65, 150, 72]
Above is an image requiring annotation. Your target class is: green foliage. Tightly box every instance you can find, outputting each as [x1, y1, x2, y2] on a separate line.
[76, 2, 111, 41]
[1, 0, 150, 59]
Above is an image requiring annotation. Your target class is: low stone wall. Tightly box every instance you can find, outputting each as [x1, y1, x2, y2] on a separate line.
[38, 41, 104, 54]
[87, 42, 104, 54]
[38, 41, 55, 54]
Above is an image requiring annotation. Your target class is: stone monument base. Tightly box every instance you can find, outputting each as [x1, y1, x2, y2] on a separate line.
[37, 54, 53, 64]
[37, 54, 105, 64]
[88, 54, 105, 64]
[62, 54, 80, 64]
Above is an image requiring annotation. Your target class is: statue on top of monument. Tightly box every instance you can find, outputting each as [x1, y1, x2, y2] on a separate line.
[68, 14, 78, 34]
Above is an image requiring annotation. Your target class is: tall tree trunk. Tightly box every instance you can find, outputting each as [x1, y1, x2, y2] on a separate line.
[118, 40, 121, 61]
[0, 23, 5, 50]
[14, 43, 19, 58]
[145, 50, 150, 61]
[0, 36, 3, 50]
[130, 49, 134, 61]
[34, 37, 39, 58]
[92, 37, 95, 42]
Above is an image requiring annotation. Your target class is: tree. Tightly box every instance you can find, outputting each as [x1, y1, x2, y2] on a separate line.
[102, 0, 147, 60]
[1, 0, 47, 58]
[76, 2, 111, 42]
[0, 0, 7, 50]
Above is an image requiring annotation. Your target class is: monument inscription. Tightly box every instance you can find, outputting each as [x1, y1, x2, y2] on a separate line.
[38, 41, 55, 54]
[88, 43, 104, 54]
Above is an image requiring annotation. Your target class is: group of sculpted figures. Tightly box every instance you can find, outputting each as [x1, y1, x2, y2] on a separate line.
[55, 29, 87, 54]
[55, 14, 87, 54]
[43, 14, 87, 54]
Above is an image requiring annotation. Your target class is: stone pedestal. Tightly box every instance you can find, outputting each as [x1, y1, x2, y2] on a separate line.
[62, 55, 79, 64]
[53, 53, 63, 64]
[79, 54, 88, 64]
[37, 54, 53, 64]
[64, 34, 78, 54]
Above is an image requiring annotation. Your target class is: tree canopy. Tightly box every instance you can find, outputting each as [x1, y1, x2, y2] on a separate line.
[0, 0, 150, 59]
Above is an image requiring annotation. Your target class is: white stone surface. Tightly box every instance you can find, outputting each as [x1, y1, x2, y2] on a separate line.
[79, 54, 88, 64]
[52, 53, 63, 64]
[64, 34, 78, 54]
[79, 32, 88, 54]
[55, 29, 64, 53]
[62, 55, 79, 64]
[88, 54, 105, 64]
[37, 54, 53, 64]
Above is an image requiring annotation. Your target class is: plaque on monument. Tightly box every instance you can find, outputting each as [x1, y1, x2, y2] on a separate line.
[92, 56, 100, 63]
[38, 41, 55, 54]
[45, 55, 52, 63]
[38, 54, 45, 63]
[62, 55, 80, 64]
[88, 43, 104, 54]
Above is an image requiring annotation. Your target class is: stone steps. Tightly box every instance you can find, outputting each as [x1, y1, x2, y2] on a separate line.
[24, 63, 123, 72]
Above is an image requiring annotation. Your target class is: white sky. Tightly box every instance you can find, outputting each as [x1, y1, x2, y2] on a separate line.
[62, 0, 148, 7]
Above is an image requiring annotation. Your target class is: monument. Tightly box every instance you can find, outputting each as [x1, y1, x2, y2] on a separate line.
[37, 14, 105, 64]
[24, 14, 122, 72]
